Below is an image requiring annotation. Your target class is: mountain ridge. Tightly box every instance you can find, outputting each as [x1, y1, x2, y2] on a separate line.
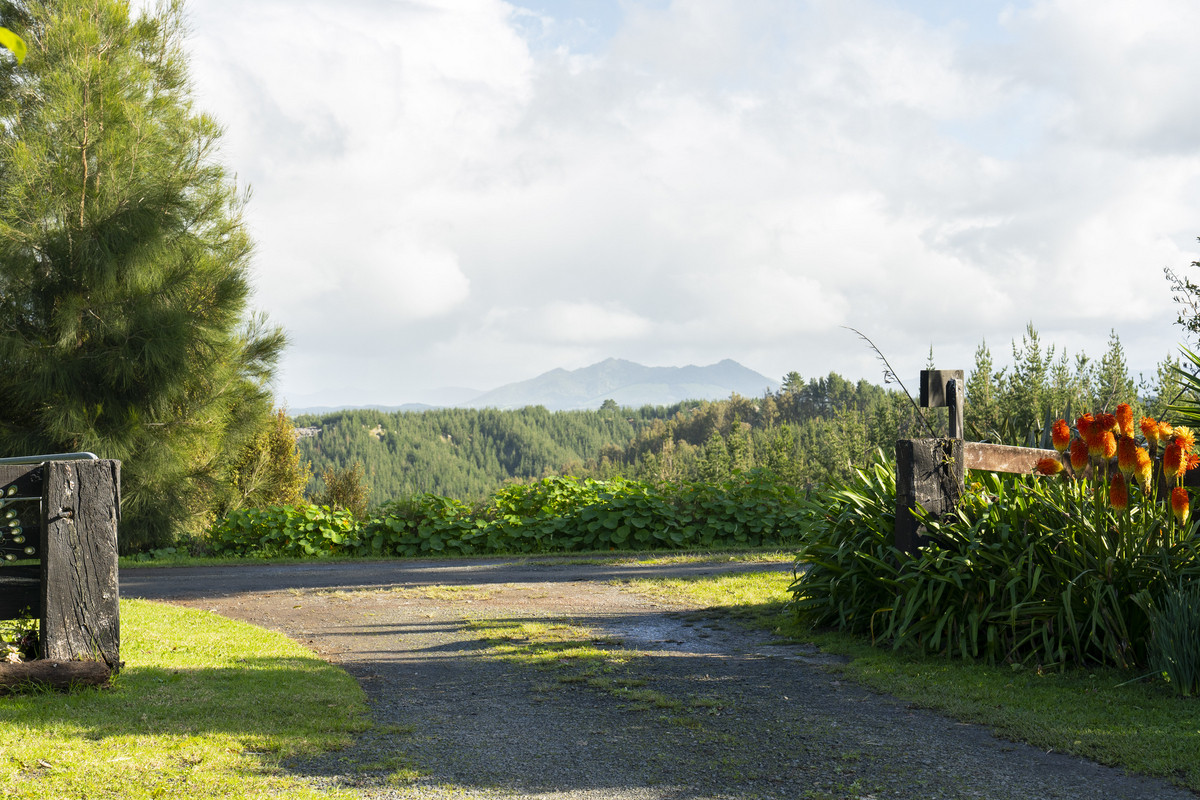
[290, 358, 779, 415]
[452, 358, 778, 411]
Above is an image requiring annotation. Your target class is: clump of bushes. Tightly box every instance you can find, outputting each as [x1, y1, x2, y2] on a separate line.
[790, 414, 1200, 681]
[207, 470, 806, 558]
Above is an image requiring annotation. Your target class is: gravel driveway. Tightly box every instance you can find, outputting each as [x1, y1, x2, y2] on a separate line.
[123, 557, 1196, 800]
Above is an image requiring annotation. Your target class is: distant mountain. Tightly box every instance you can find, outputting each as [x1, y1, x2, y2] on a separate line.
[464, 358, 779, 410]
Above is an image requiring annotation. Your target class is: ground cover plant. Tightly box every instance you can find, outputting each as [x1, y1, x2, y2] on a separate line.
[0, 599, 368, 799]
[207, 471, 807, 558]
[622, 567, 1200, 792]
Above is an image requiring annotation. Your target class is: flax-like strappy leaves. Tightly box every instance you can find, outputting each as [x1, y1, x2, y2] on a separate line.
[791, 452, 1200, 673]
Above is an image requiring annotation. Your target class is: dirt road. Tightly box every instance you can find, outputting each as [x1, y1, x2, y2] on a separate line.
[123, 557, 1195, 800]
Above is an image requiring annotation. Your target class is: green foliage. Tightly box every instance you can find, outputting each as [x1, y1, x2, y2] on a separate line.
[295, 374, 932, 508]
[218, 408, 311, 518]
[311, 460, 370, 519]
[209, 504, 360, 558]
[791, 454, 1200, 671]
[0, 0, 284, 550]
[208, 471, 808, 559]
[1142, 580, 1200, 697]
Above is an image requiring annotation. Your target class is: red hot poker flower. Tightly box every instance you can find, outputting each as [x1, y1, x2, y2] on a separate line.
[1096, 413, 1118, 434]
[1135, 447, 1153, 490]
[1035, 457, 1064, 476]
[1070, 438, 1090, 472]
[1174, 426, 1196, 453]
[1115, 404, 1134, 438]
[1110, 472, 1128, 511]
[1164, 442, 1185, 479]
[1172, 486, 1191, 526]
[1140, 416, 1160, 445]
[1117, 436, 1138, 476]
[1077, 414, 1095, 442]
[1101, 431, 1117, 460]
[1051, 419, 1071, 453]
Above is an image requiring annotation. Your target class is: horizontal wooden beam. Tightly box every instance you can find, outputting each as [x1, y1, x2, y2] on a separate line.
[964, 441, 1059, 474]
[0, 659, 112, 693]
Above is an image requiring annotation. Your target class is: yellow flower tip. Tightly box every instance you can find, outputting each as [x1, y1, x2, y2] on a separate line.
[1174, 426, 1196, 453]
[1035, 457, 1064, 476]
[1172, 486, 1191, 525]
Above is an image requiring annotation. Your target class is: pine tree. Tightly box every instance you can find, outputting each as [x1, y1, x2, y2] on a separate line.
[0, 0, 284, 550]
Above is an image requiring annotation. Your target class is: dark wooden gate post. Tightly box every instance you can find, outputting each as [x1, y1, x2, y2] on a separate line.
[895, 438, 964, 554]
[40, 459, 121, 670]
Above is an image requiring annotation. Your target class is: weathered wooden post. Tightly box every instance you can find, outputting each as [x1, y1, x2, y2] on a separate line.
[894, 370, 967, 554]
[895, 438, 964, 554]
[0, 455, 120, 690]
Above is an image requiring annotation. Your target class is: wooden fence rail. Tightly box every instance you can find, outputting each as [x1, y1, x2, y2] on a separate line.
[895, 370, 1057, 553]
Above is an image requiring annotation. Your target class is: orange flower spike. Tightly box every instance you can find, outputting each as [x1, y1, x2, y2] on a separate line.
[1140, 417, 1160, 446]
[1164, 442, 1185, 479]
[1069, 438, 1090, 472]
[1096, 413, 1118, 434]
[1115, 404, 1134, 438]
[1086, 427, 1107, 458]
[1159, 421, 1175, 443]
[1116, 436, 1138, 476]
[1035, 457, 1064, 476]
[1077, 414, 1095, 442]
[1051, 419, 1071, 453]
[1172, 486, 1191, 526]
[1189, 453, 1200, 473]
[1101, 431, 1117, 460]
[1109, 472, 1128, 511]
[1174, 426, 1196, 453]
[1134, 447, 1154, 490]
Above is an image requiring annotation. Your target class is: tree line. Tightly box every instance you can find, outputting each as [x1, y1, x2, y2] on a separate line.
[297, 327, 1178, 509]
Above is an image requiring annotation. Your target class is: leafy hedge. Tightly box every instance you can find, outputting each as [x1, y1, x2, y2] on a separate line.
[207, 470, 806, 558]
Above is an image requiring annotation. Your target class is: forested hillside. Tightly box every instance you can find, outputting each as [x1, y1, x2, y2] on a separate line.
[294, 373, 934, 505]
[292, 404, 688, 501]
[295, 328, 1173, 508]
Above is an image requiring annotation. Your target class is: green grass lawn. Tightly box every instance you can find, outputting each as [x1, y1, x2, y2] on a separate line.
[0, 599, 369, 799]
[619, 568, 1200, 792]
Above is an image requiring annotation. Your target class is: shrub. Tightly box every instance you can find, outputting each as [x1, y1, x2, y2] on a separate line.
[209, 504, 361, 557]
[209, 471, 808, 559]
[311, 462, 370, 519]
[791, 446, 1200, 670]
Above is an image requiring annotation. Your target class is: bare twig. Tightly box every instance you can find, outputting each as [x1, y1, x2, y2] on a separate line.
[843, 326, 939, 439]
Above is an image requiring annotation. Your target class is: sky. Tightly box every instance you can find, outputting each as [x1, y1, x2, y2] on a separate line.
[155, 0, 1200, 408]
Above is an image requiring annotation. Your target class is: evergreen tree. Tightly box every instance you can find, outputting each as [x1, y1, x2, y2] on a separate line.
[0, 0, 284, 550]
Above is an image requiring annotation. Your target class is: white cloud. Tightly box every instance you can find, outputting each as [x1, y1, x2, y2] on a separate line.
[153, 0, 1200, 406]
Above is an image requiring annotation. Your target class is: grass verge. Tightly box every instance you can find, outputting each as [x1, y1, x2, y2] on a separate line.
[619, 567, 1200, 792]
[0, 598, 369, 799]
